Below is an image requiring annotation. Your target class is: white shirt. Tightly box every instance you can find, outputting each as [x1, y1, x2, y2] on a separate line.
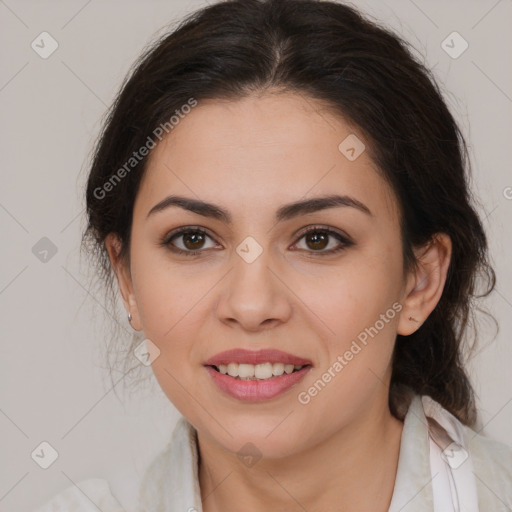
[33, 394, 512, 511]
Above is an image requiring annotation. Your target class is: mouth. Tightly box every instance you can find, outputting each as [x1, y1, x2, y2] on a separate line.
[207, 362, 311, 380]
[203, 349, 313, 401]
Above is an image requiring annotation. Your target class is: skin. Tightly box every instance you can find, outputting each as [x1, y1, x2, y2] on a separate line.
[106, 91, 452, 512]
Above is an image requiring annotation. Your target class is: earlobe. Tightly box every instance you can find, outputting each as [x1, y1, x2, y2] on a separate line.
[105, 233, 142, 331]
[397, 233, 452, 336]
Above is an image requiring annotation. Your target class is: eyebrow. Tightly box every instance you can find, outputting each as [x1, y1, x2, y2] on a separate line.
[146, 194, 372, 223]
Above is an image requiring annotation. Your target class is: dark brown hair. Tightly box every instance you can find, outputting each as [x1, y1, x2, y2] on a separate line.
[81, 0, 496, 426]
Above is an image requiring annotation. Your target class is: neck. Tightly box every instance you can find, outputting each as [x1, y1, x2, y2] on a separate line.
[198, 395, 404, 512]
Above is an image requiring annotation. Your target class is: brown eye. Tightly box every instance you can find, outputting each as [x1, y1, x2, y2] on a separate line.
[292, 226, 353, 254]
[163, 228, 218, 255]
[304, 231, 329, 250]
[181, 231, 207, 250]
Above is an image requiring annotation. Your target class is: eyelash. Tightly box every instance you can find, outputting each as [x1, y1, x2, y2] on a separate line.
[160, 225, 354, 257]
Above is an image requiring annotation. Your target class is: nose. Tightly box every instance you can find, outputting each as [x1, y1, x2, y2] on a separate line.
[215, 247, 293, 333]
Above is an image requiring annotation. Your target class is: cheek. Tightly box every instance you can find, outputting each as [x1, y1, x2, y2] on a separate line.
[297, 245, 403, 399]
[130, 240, 201, 338]
[320, 288, 399, 382]
[129, 244, 213, 386]
[294, 246, 403, 342]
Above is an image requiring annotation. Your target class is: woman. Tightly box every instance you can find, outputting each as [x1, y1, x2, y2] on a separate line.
[35, 0, 512, 510]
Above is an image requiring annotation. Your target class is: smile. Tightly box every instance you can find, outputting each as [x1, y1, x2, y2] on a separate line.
[211, 362, 306, 380]
[203, 348, 313, 401]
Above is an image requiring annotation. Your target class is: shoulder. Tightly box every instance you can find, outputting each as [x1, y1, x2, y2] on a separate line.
[137, 417, 202, 510]
[420, 393, 512, 508]
[33, 478, 125, 512]
[464, 425, 512, 505]
[420, 393, 512, 473]
[466, 425, 512, 470]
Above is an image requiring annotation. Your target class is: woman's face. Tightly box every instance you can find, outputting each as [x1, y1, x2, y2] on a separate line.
[117, 92, 414, 457]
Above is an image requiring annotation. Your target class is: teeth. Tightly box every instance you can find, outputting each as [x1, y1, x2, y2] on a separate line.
[272, 363, 284, 376]
[227, 363, 238, 377]
[255, 363, 273, 379]
[215, 362, 305, 380]
[238, 364, 255, 378]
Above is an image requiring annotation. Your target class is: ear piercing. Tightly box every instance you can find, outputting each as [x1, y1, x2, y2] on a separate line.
[408, 316, 418, 322]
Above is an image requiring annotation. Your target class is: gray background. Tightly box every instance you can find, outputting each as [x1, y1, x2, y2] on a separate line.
[1, 0, 511, 510]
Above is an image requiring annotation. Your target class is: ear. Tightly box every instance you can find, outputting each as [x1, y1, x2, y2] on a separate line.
[105, 233, 142, 331]
[397, 233, 452, 336]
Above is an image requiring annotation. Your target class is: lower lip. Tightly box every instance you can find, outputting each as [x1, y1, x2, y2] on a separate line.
[205, 365, 312, 401]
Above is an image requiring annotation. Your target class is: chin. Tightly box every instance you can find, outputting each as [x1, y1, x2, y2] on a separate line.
[201, 414, 309, 460]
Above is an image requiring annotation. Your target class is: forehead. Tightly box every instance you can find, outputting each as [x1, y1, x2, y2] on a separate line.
[137, 92, 399, 223]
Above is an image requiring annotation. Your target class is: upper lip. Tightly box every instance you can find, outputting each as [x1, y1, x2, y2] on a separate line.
[204, 348, 312, 367]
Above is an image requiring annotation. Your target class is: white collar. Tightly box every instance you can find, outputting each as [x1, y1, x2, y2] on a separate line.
[136, 394, 477, 512]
